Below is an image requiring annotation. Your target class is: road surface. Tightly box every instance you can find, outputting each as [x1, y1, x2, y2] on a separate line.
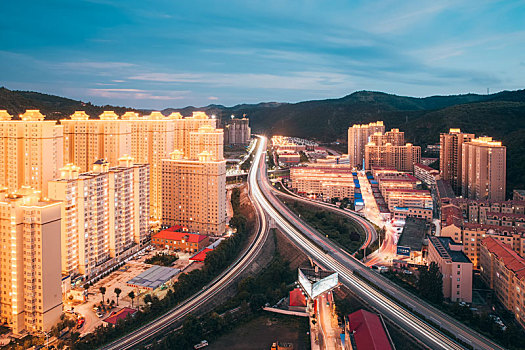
[251, 135, 503, 350]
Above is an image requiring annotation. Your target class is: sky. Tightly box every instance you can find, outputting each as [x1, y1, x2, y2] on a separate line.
[1, 0, 524, 109]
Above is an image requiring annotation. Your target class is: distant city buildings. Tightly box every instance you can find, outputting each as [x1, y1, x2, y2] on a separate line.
[224, 116, 251, 145]
[439, 129, 474, 195]
[347, 121, 385, 167]
[364, 128, 421, 172]
[290, 164, 355, 201]
[461, 137, 506, 201]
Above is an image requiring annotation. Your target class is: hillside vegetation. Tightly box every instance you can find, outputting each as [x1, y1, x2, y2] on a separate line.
[1, 86, 524, 194]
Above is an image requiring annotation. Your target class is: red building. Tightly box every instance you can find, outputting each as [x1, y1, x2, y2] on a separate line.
[344, 309, 394, 350]
[288, 288, 307, 312]
[152, 226, 210, 253]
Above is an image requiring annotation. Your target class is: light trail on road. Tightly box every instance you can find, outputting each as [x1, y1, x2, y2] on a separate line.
[252, 135, 503, 350]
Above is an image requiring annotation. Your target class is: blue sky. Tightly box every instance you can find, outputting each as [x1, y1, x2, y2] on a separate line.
[1, 0, 524, 109]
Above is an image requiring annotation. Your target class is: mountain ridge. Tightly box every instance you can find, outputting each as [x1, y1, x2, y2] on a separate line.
[1, 86, 524, 195]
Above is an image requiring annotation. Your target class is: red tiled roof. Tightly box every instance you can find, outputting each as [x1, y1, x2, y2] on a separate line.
[486, 212, 525, 220]
[289, 288, 307, 307]
[189, 248, 213, 262]
[103, 307, 136, 325]
[153, 229, 207, 243]
[482, 237, 525, 279]
[348, 310, 393, 350]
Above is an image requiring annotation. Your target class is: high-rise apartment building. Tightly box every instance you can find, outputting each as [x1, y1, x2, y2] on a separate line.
[62, 111, 131, 172]
[48, 157, 149, 280]
[172, 111, 219, 159]
[162, 150, 226, 235]
[347, 121, 384, 167]
[370, 128, 405, 146]
[189, 124, 224, 161]
[365, 142, 421, 172]
[461, 137, 506, 201]
[0, 110, 63, 196]
[439, 129, 475, 194]
[0, 187, 62, 334]
[224, 117, 251, 145]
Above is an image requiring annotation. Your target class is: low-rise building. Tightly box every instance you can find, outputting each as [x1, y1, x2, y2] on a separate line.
[414, 163, 440, 186]
[152, 226, 210, 252]
[278, 151, 301, 165]
[384, 189, 433, 212]
[480, 237, 525, 328]
[290, 165, 355, 201]
[427, 236, 473, 303]
[514, 190, 525, 201]
[396, 217, 428, 263]
[392, 206, 433, 221]
[344, 309, 394, 350]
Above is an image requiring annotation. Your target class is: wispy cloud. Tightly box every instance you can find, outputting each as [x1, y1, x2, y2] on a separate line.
[88, 88, 187, 100]
[62, 61, 136, 69]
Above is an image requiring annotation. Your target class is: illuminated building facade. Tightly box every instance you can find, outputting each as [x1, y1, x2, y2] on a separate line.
[439, 129, 474, 194]
[347, 121, 385, 167]
[0, 110, 63, 196]
[62, 111, 131, 172]
[365, 142, 421, 172]
[461, 137, 506, 201]
[0, 187, 62, 334]
[290, 165, 355, 200]
[48, 157, 150, 280]
[162, 150, 226, 235]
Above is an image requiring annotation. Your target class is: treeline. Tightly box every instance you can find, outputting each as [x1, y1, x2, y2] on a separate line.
[283, 199, 365, 253]
[73, 188, 253, 349]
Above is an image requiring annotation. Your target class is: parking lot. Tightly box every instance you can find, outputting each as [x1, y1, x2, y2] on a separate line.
[68, 246, 198, 334]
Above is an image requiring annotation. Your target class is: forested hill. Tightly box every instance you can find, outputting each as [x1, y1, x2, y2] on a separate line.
[1, 86, 524, 194]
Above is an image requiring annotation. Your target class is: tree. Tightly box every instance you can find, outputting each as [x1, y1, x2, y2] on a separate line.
[417, 262, 443, 304]
[128, 291, 135, 307]
[99, 286, 106, 304]
[114, 288, 122, 306]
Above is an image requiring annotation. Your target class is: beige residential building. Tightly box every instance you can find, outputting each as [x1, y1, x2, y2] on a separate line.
[347, 121, 385, 167]
[369, 128, 405, 146]
[290, 165, 355, 200]
[365, 142, 421, 172]
[439, 129, 475, 194]
[0, 110, 63, 196]
[461, 137, 506, 201]
[172, 111, 219, 159]
[48, 157, 149, 280]
[480, 237, 525, 328]
[189, 124, 224, 161]
[428, 236, 473, 303]
[162, 150, 226, 235]
[0, 187, 62, 334]
[62, 111, 131, 172]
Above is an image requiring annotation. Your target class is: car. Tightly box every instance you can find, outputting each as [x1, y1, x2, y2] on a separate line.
[194, 340, 209, 349]
[96, 312, 105, 318]
[76, 318, 85, 329]
[402, 269, 413, 275]
[92, 306, 99, 312]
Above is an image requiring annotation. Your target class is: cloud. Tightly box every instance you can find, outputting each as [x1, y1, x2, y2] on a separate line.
[62, 61, 136, 69]
[208, 96, 219, 100]
[88, 88, 187, 100]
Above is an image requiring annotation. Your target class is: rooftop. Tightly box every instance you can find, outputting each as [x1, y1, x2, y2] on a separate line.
[429, 236, 471, 263]
[482, 237, 525, 280]
[436, 180, 455, 199]
[102, 307, 137, 325]
[190, 248, 213, 262]
[127, 265, 180, 290]
[153, 228, 208, 243]
[289, 288, 307, 307]
[347, 309, 393, 350]
[398, 217, 427, 251]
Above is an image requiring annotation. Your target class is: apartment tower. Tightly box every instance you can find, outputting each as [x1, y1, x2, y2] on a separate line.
[0, 110, 63, 196]
[439, 129, 475, 195]
[461, 137, 506, 201]
[0, 187, 62, 334]
[224, 117, 251, 145]
[62, 111, 131, 172]
[162, 150, 226, 235]
[48, 157, 149, 279]
[347, 121, 385, 167]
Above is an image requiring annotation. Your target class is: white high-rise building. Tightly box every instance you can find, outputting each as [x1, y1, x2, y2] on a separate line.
[48, 157, 149, 280]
